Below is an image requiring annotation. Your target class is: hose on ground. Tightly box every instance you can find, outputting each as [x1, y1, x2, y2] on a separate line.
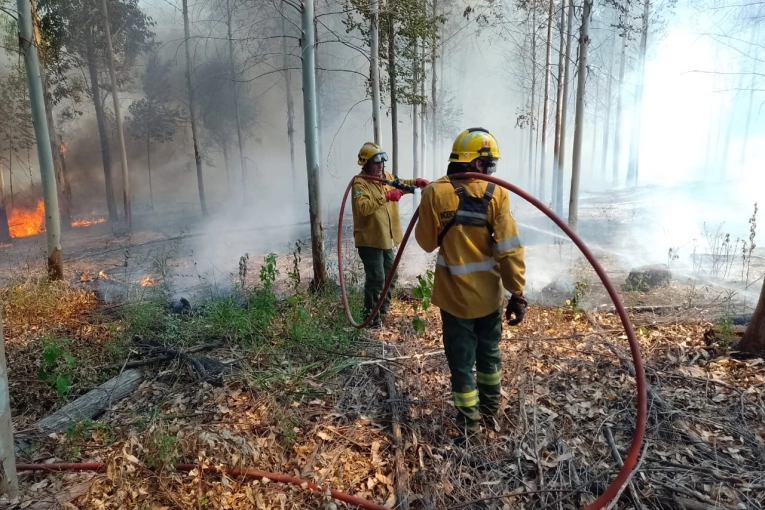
[17, 462, 391, 510]
[337, 171, 647, 510]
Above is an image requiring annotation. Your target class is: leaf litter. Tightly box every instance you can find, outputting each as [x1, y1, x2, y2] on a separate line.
[3, 286, 765, 510]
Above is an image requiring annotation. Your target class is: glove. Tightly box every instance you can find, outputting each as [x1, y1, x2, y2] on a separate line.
[505, 295, 527, 326]
[415, 178, 430, 188]
[385, 189, 405, 202]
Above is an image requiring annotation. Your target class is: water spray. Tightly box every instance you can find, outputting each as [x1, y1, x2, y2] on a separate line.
[337, 171, 648, 510]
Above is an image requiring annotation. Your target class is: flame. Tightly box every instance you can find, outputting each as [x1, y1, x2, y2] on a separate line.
[8, 200, 45, 238]
[140, 275, 154, 287]
[80, 270, 91, 282]
[60, 143, 67, 154]
[98, 271, 109, 280]
[72, 217, 106, 227]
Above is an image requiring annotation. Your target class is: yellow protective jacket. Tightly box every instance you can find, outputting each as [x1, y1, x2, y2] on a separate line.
[352, 171, 416, 250]
[415, 176, 525, 319]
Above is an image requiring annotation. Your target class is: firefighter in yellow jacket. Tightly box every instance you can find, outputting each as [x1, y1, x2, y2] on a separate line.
[415, 128, 526, 440]
[352, 142, 429, 328]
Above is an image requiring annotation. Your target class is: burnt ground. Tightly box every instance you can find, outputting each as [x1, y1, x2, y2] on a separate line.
[0, 181, 763, 509]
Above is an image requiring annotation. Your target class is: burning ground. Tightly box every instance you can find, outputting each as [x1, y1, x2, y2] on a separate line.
[0, 184, 764, 509]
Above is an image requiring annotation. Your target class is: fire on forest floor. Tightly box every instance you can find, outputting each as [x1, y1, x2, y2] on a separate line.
[2, 277, 764, 510]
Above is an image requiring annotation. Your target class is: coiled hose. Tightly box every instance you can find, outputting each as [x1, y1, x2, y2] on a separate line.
[338, 171, 647, 510]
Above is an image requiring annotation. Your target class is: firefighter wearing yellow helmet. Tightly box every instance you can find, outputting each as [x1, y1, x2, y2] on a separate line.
[352, 142, 430, 328]
[415, 128, 526, 443]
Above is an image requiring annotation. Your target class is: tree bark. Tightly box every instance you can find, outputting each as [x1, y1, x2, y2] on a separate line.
[388, 15, 399, 176]
[601, 30, 616, 178]
[430, 0, 437, 180]
[146, 135, 153, 211]
[280, 0, 298, 200]
[612, 1, 629, 187]
[301, 0, 329, 290]
[101, 0, 131, 231]
[227, 0, 248, 206]
[528, 9, 537, 191]
[539, 0, 553, 204]
[738, 279, 765, 354]
[413, 40, 420, 184]
[182, 0, 208, 216]
[222, 143, 231, 193]
[568, 0, 592, 233]
[0, 164, 11, 242]
[555, 0, 574, 216]
[371, 0, 382, 145]
[626, 0, 649, 188]
[34, 369, 144, 434]
[552, 0, 566, 207]
[86, 30, 118, 223]
[30, 0, 72, 229]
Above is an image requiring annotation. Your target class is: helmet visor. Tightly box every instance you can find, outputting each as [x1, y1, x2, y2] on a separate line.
[368, 151, 389, 164]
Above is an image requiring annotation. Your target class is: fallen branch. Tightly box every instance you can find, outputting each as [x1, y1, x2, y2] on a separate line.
[358, 350, 442, 366]
[99, 341, 224, 371]
[654, 481, 740, 510]
[603, 426, 645, 510]
[33, 369, 144, 434]
[384, 369, 409, 510]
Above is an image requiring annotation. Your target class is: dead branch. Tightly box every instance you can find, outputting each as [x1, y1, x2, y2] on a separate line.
[99, 341, 224, 371]
[357, 350, 443, 366]
[384, 369, 410, 510]
[654, 481, 740, 510]
[603, 426, 645, 510]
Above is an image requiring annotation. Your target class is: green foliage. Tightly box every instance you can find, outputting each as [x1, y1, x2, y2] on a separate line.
[259, 253, 278, 292]
[38, 335, 76, 397]
[127, 53, 183, 147]
[145, 432, 177, 469]
[66, 418, 114, 444]
[0, 65, 35, 165]
[411, 270, 434, 335]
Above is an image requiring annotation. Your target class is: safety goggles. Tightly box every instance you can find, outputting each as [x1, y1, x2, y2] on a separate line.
[479, 158, 497, 172]
[368, 152, 389, 163]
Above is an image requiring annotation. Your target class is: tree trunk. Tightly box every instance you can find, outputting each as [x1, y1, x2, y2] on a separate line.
[528, 9, 537, 190]
[413, 40, 420, 184]
[0, 164, 11, 242]
[182, 0, 208, 216]
[738, 279, 765, 354]
[388, 16, 399, 176]
[101, 0, 131, 230]
[280, 0, 298, 200]
[32, 0, 72, 229]
[430, 0, 437, 179]
[539, 0, 553, 204]
[555, 0, 574, 216]
[601, 31, 616, 178]
[568, 0, 592, 232]
[301, 0, 328, 290]
[227, 0, 248, 206]
[222, 143, 231, 193]
[0, 308, 19, 499]
[146, 135, 153, 211]
[86, 30, 118, 223]
[371, 0, 382, 145]
[18, 0, 62, 280]
[612, 1, 629, 187]
[552, 0, 566, 208]
[626, 0, 649, 188]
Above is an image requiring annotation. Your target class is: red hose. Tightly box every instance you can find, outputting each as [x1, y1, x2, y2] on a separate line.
[337, 171, 647, 509]
[17, 462, 390, 510]
[337, 174, 420, 329]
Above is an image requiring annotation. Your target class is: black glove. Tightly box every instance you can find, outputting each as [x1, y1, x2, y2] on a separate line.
[505, 295, 527, 326]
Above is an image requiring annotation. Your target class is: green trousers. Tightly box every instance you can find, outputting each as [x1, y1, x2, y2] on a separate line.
[357, 247, 397, 319]
[441, 307, 503, 434]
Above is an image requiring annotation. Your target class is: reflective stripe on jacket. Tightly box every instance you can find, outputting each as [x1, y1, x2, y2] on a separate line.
[352, 171, 416, 250]
[415, 176, 525, 319]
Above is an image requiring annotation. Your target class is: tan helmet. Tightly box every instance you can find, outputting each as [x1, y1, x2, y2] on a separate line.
[357, 142, 389, 167]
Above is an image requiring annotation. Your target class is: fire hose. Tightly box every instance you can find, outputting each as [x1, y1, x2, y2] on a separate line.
[16, 463, 391, 510]
[338, 171, 647, 510]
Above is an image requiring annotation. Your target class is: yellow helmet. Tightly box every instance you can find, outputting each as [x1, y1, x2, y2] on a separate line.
[357, 142, 389, 167]
[448, 128, 502, 163]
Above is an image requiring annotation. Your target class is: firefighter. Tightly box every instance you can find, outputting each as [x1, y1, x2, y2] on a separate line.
[352, 142, 430, 328]
[414, 128, 527, 441]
